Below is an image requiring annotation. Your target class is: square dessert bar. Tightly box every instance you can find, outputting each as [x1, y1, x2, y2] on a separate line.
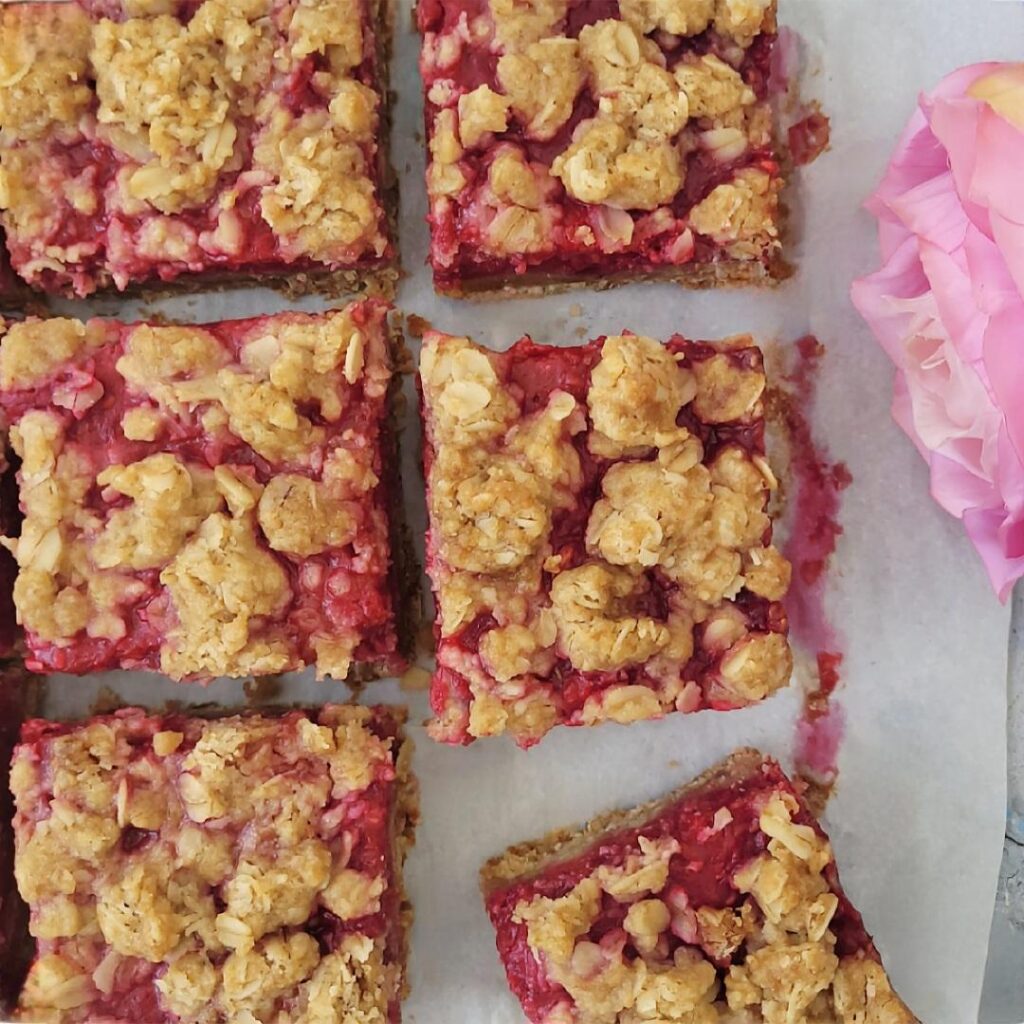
[0, 301, 411, 681]
[418, 0, 784, 297]
[11, 705, 417, 1023]
[420, 329, 791, 747]
[482, 750, 917, 1024]
[0, 0, 396, 299]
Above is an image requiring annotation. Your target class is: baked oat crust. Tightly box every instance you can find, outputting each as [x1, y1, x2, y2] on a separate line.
[481, 748, 766, 893]
[434, 254, 791, 300]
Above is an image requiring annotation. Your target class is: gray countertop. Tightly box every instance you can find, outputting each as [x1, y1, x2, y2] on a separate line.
[980, 588, 1023, 1023]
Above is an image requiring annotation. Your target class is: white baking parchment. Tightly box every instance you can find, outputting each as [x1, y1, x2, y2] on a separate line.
[37, 1, 1024, 1022]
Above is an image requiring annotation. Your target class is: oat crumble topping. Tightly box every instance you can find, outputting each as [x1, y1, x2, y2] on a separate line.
[419, 0, 783, 292]
[497, 38, 584, 142]
[0, 0, 393, 296]
[688, 167, 781, 259]
[0, 303, 404, 681]
[421, 329, 791, 747]
[12, 706, 415, 1024]
[484, 757, 917, 1024]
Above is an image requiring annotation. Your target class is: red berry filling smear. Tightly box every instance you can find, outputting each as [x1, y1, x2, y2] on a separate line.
[0, 302, 406, 682]
[0, 0, 393, 298]
[419, 0, 784, 295]
[482, 750, 918, 1024]
[420, 329, 792, 747]
[11, 706, 416, 1024]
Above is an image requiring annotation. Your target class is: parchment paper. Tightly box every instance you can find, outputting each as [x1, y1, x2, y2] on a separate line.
[38, 2, 1022, 1022]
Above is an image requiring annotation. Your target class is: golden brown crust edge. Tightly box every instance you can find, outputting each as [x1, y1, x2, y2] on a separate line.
[391, 718, 420, 999]
[371, 0, 401, 290]
[355, 315, 420, 685]
[4, 245, 399, 311]
[435, 257, 791, 302]
[480, 748, 767, 896]
[298, 316, 418, 689]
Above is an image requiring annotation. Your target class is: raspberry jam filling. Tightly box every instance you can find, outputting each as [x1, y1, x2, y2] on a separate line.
[419, 0, 781, 291]
[13, 707, 409, 1023]
[485, 762, 876, 1024]
[0, 0, 392, 297]
[0, 303, 403, 681]
[422, 331, 791, 746]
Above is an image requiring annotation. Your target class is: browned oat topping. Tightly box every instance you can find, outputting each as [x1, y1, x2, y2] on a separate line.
[421, 330, 792, 747]
[12, 706, 414, 1024]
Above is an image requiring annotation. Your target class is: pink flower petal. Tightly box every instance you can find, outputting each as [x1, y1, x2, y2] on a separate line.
[867, 111, 944, 216]
[983, 306, 1024, 464]
[995, 431, 1024, 521]
[886, 173, 968, 253]
[989, 209, 1024, 302]
[930, 452, 998, 519]
[850, 237, 929, 364]
[965, 221, 1021, 313]
[853, 61, 1024, 601]
[964, 506, 1024, 601]
[918, 241, 987, 365]
[928, 62, 1003, 100]
[890, 373, 930, 461]
[928, 96, 993, 238]
[969, 105, 1024, 219]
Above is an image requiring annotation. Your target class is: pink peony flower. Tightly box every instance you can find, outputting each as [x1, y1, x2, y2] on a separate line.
[852, 63, 1024, 601]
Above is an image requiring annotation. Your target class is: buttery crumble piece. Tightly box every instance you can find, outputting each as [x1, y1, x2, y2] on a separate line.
[418, 0, 785, 296]
[482, 750, 919, 1024]
[688, 167, 781, 260]
[0, 0, 395, 298]
[620, 0, 715, 36]
[420, 329, 791, 747]
[551, 118, 683, 212]
[497, 38, 584, 141]
[0, 302, 408, 682]
[11, 705, 417, 1024]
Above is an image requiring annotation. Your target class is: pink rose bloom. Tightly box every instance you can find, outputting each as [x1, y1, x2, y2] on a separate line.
[852, 63, 1024, 601]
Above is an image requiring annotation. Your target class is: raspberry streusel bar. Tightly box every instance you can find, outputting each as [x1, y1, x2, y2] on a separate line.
[482, 749, 917, 1024]
[11, 705, 417, 1023]
[419, 0, 784, 297]
[419, 329, 791, 746]
[0, 302, 412, 681]
[0, 0, 396, 298]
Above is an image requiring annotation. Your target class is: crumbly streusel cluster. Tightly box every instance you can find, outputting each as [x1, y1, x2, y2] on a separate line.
[0, 0, 389, 293]
[422, 331, 792, 746]
[12, 707, 412, 1024]
[422, 0, 781, 278]
[509, 792, 913, 1024]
